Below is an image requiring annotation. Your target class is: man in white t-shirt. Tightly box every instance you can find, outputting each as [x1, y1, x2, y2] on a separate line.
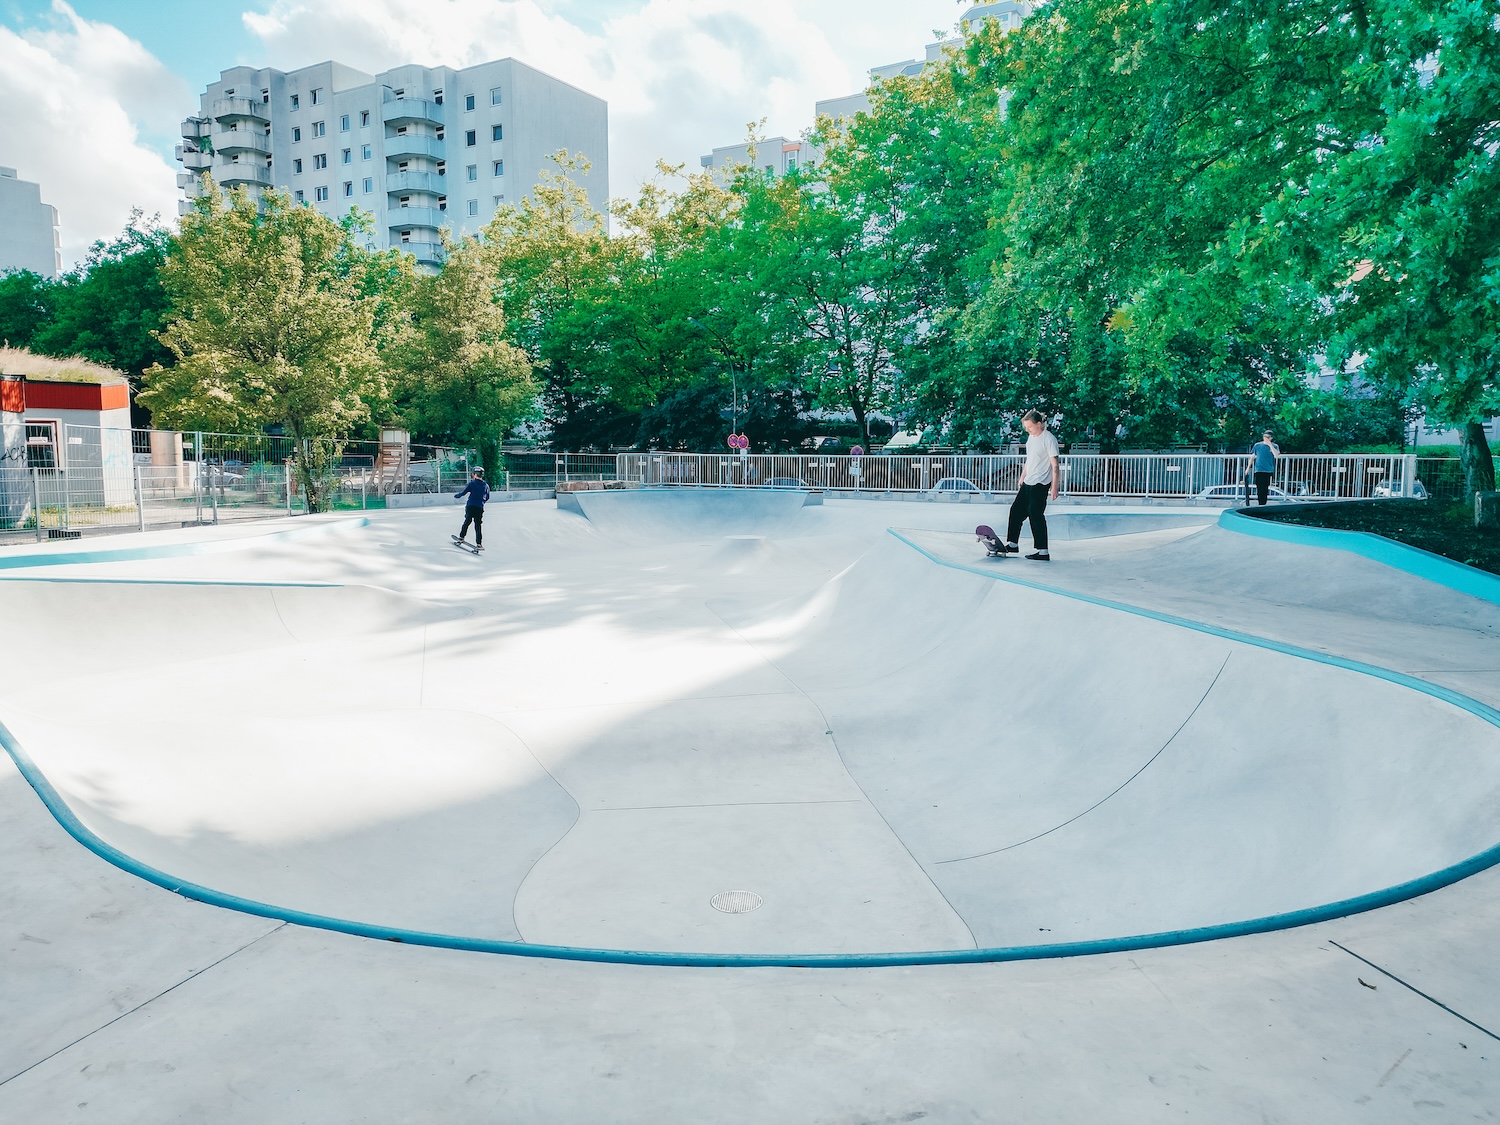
[1003, 410, 1060, 561]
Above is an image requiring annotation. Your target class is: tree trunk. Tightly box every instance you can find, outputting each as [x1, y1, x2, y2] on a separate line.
[1459, 421, 1496, 499]
[477, 437, 501, 486]
[851, 400, 870, 450]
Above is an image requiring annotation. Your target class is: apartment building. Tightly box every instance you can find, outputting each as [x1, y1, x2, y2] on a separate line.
[700, 1, 1035, 179]
[0, 167, 62, 278]
[178, 58, 608, 269]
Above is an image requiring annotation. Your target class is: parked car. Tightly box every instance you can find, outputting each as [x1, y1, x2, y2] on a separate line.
[1195, 483, 1301, 504]
[1373, 479, 1428, 499]
[763, 477, 806, 489]
[930, 477, 982, 495]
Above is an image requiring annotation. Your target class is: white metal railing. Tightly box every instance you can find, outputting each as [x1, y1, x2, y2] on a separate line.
[614, 452, 1429, 501]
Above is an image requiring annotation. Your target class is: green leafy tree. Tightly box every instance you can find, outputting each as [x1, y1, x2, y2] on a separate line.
[140, 181, 388, 511]
[390, 233, 537, 474]
[0, 269, 53, 352]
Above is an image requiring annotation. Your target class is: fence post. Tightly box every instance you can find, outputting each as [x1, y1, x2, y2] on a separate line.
[134, 465, 146, 532]
[1402, 453, 1417, 498]
[285, 461, 293, 512]
[61, 467, 70, 532]
[210, 466, 219, 524]
[361, 473, 367, 510]
[31, 467, 42, 542]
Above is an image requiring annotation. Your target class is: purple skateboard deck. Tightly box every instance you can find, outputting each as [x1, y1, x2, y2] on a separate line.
[975, 525, 1007, 557]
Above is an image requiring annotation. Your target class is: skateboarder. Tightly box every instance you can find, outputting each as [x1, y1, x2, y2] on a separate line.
[1249, 431, 1279, 506]
[1002, 410, 1059, 561]
[454, 468, 490, 550]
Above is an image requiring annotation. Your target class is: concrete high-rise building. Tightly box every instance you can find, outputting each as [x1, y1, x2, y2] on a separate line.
[700, 1, 1035, 178]
[0, 167, 62, 279]
[178, 58, 608, 270]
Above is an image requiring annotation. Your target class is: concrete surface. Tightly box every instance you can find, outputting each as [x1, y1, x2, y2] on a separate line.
[2, 492, 1497, 1120]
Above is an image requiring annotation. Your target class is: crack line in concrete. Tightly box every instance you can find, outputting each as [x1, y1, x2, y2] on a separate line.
[0, 922, 288, 1089]
[1330, 940, 1500, 1043]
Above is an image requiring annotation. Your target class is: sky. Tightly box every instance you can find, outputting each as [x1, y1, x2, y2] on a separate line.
[0, 0, 973, 266]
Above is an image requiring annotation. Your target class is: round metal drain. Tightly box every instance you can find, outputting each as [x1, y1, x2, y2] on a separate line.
[710, 890, 763, 914]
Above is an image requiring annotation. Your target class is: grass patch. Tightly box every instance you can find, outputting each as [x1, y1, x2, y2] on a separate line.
[1251, 499, 1500, 576]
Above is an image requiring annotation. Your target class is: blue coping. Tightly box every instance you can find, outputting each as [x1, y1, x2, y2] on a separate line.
[0, 517, 371, 572]
[2, 523, 1499, 968]
[1219, 507, 1500, 605]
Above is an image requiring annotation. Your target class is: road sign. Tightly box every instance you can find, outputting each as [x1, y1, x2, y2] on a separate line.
[850, 445, 864, 458]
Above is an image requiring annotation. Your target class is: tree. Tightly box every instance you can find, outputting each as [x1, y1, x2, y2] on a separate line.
[0, 269, 53, 352]
[31, 212, 175, 425]
[140, 181, 389, 511]
[390, 233, 536, 474]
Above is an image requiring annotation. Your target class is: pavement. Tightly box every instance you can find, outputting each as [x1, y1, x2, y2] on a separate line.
[1, 491, 1497, 1122]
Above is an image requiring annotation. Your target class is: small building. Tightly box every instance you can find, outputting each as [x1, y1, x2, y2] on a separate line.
[0, 349, 135, 506]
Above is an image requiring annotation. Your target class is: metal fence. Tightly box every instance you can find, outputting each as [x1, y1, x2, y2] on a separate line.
[501, 452, 621, 491]
[615, 451, 1443, 501]
[0, 424, 475, 543]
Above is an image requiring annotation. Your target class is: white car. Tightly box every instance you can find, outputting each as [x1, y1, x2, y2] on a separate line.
[1373, 480, 1428, 499]
[1195, 483, 1301, 504]
[929, 477, 982, 495]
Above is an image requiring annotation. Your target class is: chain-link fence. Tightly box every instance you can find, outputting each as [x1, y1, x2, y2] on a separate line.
[0, 424, 475, 544]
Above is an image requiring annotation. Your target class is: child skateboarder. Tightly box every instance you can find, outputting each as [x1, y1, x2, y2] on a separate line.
[454, 468, 490, 551]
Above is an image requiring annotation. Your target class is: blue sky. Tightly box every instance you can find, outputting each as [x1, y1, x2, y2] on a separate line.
[0, 0, 970, 262]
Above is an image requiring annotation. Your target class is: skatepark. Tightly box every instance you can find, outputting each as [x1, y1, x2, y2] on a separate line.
[3, 489, 1499, 1120]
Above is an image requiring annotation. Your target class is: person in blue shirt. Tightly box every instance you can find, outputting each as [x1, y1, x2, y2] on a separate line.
[1249, 431, 1279, 505]
[454, 468, 490, 548]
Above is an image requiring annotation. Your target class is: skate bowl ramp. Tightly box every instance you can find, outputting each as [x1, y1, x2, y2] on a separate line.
[2, 494, 1499, 966]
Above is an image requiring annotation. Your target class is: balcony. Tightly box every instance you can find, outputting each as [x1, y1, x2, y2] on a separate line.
[388, 207, 446, 231]
[399, 240, 445, 267]
[384, 135, 444, 161]
[219, 163, 272, 187]
[384, 170, 444, 195]
[215, 130, 271, 156]
[382, 97, 443, 127]
[212, 96, 267, 122]
[181, 116, 208, 140]
[176, 144, 213, 170]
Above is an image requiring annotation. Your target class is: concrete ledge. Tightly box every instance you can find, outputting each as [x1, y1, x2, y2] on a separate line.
[1221, 508, 1500, 605]
[386, 490, 554, 509]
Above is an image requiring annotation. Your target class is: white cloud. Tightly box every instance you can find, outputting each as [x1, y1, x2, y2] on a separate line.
[0, 1, 185, 266]
[243, 0, 962, 199]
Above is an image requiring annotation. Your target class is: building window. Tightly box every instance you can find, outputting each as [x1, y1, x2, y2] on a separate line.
[394, 88, 405, 98]
[437, 161, 447, 176]
[343, 181, 353, 197]
[399, 196, 411, 208]
[361, 144, 371, 160]
[292, 126, 302, 143]
[313, 153, 328, 170]
[493, 194, 504, 206]
[468, 199, 479, 216]
[490, 87, 502, 105]
[294, 189, 305, 203]
[465, 130, 476, 147]
[290, 94, 300, 110]
[438, 196, 447, 211]
[492, 124, 502, 141]
[293, 158, 303, 174]
[310, 88, 322, 105]
[360, 110, 370, 127]
[464, 94, 475, 111]
[261, 88, 270, 104]
[465, 164, 477, 181]
[25, 422, 57, 470]
[340, 115, 350, 131]
[315, 185, 329, 201]
[435, 127, 445, 140]
[313, 121, 326, 137]
[396, 125, 408, 136]
[433, 89, 444, 105]
[342, 148, 352, 164]
[362, 177, 373, 193]
[492, 160, 503, 177]
[400, 230, 412, 243]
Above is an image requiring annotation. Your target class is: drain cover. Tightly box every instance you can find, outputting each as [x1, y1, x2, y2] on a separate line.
[710, 890, 763, 914]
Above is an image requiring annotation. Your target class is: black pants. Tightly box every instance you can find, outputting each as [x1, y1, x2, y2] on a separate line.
[460, 505, 484, 546]
[1007, 483, 1050, 551]
[1253, 472, 1272, 506]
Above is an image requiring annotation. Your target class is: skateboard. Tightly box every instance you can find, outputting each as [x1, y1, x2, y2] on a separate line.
[452, 534, 483, 554]
[975, 525, 1008, 557]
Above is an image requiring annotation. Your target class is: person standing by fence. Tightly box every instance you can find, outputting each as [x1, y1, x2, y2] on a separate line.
[1004, 410, 1060, 561]
[1249, 432, 1279, 506]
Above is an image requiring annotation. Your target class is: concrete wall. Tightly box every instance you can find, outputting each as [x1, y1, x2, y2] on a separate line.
[0, 168, 61, 278]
